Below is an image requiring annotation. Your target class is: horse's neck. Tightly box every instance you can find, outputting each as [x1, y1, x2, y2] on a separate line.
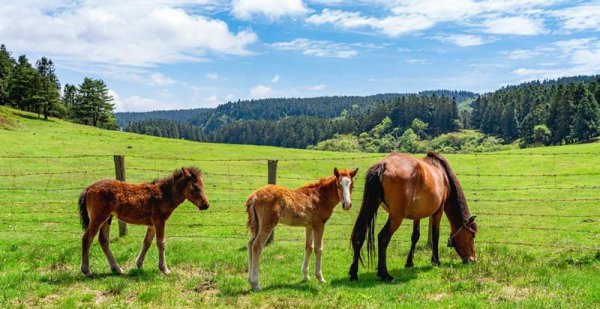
[314, 178, 339, 208]
[157, 182, 186, 209]
[444, 200, 466, 232]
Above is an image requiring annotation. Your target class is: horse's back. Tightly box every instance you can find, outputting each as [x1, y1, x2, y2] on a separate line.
[379, 153, 447, 219]
[249, 184, 313, 226]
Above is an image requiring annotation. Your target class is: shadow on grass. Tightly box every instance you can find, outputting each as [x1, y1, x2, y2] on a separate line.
[329, 265, 432, 288]
[39, 268, 160, 286]
[224, 279, 319, 297]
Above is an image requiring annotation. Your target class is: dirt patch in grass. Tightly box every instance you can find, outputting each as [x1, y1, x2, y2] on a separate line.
[427, 292, 448, 301]
[0, 113, 17, 129]
[492, 286, 532, 302]
[194, 279, 219, 296]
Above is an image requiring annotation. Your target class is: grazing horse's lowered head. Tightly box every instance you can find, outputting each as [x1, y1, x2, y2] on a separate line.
[447, 215, 478, 263]
[334, 167, 359, 210]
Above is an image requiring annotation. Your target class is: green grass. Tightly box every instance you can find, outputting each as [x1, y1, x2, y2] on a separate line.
[1, 106, 599, 308]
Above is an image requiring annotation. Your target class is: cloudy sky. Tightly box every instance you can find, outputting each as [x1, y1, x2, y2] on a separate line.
[1, 0, 600, 111]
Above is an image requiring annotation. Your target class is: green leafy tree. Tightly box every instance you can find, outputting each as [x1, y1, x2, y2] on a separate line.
[533, 125, 551, 145]
[8, 55, 36, 110]
[35, 57, 64, 119]
[571, 90, 600, 141]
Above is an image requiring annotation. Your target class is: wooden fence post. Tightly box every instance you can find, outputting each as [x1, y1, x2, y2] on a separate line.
[113, 155, 128, 237]
[268, 160, 278, 185]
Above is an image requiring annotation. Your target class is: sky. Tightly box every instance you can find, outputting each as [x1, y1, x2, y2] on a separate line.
[1, 0, 600, 112]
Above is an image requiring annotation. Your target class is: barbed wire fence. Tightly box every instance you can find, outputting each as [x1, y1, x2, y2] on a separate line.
[0, 152, 599, 253]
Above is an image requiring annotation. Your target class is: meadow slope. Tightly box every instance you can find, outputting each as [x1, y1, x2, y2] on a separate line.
[1, 106, 599, 308]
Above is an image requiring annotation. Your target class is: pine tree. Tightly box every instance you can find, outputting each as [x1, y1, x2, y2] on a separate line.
[0, 44, 16, 105]
[8, 55, 36, 110]
[35, 57, 64, 119]
[571, 89, 600, 141]
[72, 77, 117, 129]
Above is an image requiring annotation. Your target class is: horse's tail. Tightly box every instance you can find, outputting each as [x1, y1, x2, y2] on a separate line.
[78, 189, 89, 230]
[351, 162, 386, 266]
[246, 194, 274, 245]
[427, 152, 469, 219]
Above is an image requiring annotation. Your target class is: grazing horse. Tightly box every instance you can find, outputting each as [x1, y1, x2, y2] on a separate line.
[246, 168, 358, 291]
[349, 152, 477, 282]
[78, 167, 209, 277]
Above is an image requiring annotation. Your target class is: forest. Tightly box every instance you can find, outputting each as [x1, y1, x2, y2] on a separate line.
[0, 44, 117, 129]
[123, 76, 600, 152]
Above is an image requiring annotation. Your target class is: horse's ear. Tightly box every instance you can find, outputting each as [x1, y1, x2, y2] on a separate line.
[181, 168, 190, 178]
[468, 215, 477, 224]
[350, 168, 359, 178]
[334, 167, 340, 178]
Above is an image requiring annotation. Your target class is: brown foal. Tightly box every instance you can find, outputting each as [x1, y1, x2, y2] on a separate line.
[246, 168, 358, 291]
[78, 167, 209, 277]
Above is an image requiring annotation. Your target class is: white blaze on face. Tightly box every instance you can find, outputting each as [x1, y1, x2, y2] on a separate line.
[341, 177, 352, 208]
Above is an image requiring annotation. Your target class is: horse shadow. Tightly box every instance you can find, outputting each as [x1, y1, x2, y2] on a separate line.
[329, 265, 430, 288]
[39, 268, 160, 286]
[225, 279, 319, 297]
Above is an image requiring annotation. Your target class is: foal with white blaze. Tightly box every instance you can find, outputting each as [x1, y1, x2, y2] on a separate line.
[245, 168, 358, 291]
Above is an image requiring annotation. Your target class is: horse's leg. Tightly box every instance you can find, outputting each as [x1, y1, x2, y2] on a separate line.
[405, 219, 420, 268]
[312, 223, 326, 283]
[430, 208, 443, 266]
[154, 220, 170, 275]
[249, 220, 276, 291]
[377, 216, 403, 282]
[81, 211, 110, 277]
[302, 226, 313, 281]
[136, 226, 156, 269]
[98, 220, 122, 274]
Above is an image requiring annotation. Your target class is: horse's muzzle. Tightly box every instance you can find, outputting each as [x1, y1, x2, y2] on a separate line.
[199, 203, 209, 210]
[342, 202, 352, 211]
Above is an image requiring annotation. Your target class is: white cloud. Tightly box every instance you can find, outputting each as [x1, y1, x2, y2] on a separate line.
[435, 34, 488, 47]
[307, 84, 326, 90]
[205, 95, 222, 107]
[0, 1, 257, 68]
[271, 74, 280, 83]
[482, 16, 545, 35]
[404, 58, 430, 65]
[232, 0, 309, 20]
[503, 49, 540, 59]
[205, 72, 220, 80]
[250, 85, 273, 99]
[270, 38, 358, 58]
[119, 96, 184, 112]
[150, 73, 176, 86]
[512, 38, 600, 79]
[554, 4, 600, 31]
[306, 1, 557, 37]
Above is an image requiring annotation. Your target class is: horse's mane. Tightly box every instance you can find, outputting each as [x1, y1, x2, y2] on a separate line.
[426, 152, 475, 230]
[151, 167, 202, 185]
[298, 175, 336, 191]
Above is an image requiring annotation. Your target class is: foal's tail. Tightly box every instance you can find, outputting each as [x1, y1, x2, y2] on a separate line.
[246, 194, 274, 245]
[78, 189, 89, 230]
[351, 162, 386, 266]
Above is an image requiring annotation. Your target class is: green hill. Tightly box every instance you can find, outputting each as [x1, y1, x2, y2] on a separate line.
[1, 106, 599, 307]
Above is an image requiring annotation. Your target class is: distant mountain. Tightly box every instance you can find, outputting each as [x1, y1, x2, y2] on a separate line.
[115, 90, 478, 129]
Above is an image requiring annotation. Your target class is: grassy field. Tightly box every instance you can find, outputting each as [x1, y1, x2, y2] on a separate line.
[1, 106, 599, 308]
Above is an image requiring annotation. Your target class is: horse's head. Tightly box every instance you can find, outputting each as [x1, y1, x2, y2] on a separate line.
[448, 215, 478, 263]
[180, 167, 210, 211]
[333, 167, 359, 211]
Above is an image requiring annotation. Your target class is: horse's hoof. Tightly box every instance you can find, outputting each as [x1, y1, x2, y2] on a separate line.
[317, 277, 326, 283]
[348, 273, 358, 281]
[82, 271, 93, 277]
[405, 262, 414, 268]
[431, 261, 441, 267]
[303, 275, 310, 281]
[160, 268, 171, 275]
[250, 282, 260, 291]
[111, 267, 123, 274]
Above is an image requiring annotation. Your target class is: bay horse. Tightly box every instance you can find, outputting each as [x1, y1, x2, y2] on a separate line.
[78, 167, 209, 277]
[349, 152, 477, 282]
[246, 167, 358, 291]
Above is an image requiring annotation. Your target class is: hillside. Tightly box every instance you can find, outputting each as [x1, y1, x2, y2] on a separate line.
[1, 106, 599, 307]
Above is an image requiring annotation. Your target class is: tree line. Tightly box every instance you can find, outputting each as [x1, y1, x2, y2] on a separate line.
[125, 94, 462, 149]
[0, 44, 117, 129]
[471, 77, 600, 145]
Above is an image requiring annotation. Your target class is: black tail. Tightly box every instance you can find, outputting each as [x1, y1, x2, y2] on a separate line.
[427, 152, 470, 222]
[351, 162, 386, 266]
[78, 190, 89, 230]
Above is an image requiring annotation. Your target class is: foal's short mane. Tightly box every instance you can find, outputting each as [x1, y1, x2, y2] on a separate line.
[151, 166, 202, 185]
[299, 176, 336, 190]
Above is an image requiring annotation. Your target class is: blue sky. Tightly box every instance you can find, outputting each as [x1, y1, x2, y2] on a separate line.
[1, 0, 600, 111]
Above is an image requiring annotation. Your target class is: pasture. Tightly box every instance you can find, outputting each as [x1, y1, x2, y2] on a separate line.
[1, 106, 599, 308]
